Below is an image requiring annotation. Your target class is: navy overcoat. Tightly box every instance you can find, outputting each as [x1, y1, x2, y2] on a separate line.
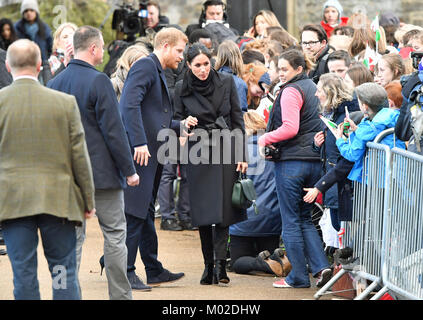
[119, 53, 181, 219]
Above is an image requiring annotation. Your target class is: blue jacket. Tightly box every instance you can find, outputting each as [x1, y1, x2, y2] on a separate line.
[229, 135, 282, 237]
[47, 59, 136, 190]
[336, 108, 405, 182]
[15, 18, 52, 61]
[218, 66, 248, 112]
[119, 53, 181, 219]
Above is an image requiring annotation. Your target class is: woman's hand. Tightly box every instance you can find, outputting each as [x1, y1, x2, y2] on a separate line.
[243, 27, 255, 38]
[181, 116, 198, 137]
[236, 162, 248, 174]
[314, 131, 325, 147]
[64, 42, 74, 67]
[303, 187, 320, 203]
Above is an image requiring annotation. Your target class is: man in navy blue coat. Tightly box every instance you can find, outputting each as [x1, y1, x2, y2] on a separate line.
[119, 27, 197, 289]
[47, 26, 139, 299]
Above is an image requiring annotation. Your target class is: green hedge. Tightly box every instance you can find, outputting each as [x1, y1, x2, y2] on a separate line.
[0, 0, 116, 71]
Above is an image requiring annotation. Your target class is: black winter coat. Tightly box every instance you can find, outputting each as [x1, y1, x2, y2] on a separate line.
[173, 71, 248, 227]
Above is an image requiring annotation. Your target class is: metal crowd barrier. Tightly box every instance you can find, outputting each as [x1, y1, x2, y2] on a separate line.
[314, 128, 423, 300]
[314, 142, 392, 300]
[374, 147, 423, 300]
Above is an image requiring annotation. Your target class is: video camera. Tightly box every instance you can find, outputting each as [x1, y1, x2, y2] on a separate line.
[411, 51, 423, 70]
[112, 1, 149, 41]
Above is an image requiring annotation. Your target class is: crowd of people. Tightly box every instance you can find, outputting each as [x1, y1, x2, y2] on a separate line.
[0, 0, 423, 299]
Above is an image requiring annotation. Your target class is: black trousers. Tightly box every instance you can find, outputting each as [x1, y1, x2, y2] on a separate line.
[199, 225, 229, 264]
[229, 235, 280, 266]
[230, 235, 280, 275]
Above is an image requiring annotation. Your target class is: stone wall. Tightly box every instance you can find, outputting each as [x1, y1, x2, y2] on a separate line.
[2, 0, 422, 34]
[293, 0, 422, 38]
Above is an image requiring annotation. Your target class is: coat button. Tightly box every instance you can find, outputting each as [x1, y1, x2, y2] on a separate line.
[161, 124, 166, 128]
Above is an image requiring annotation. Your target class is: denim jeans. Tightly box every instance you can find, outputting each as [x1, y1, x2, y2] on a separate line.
[274, 160, 330, 287]
[2, 214, 80, 300]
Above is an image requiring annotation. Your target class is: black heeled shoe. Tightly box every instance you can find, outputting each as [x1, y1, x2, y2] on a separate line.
[200, 263, 215, 285]
[99, 255, 105, 276]
[214, 260, 230, 284]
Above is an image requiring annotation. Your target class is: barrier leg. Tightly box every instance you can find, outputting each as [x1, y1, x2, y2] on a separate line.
[354, 279, 380, 300]
[370, 286, 389, 300]
[314, 268, 347, 300]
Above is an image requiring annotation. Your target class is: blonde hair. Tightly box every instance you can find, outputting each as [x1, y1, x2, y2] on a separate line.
[52, 22, 78, 53]
[111, 44, 150, 100]
[317, 73, 353, 112]
[214, 40, 244, 76]
[153, 27, 188, 49]
[243, 111, 267, 136]
[241, 63, 268, 107]
[252, 10, 283, 37]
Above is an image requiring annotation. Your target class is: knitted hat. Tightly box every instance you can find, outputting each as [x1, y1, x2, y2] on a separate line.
[322, 0, 343, 23]
[20, 0, 40, 15]
[379, 12, 400, 27]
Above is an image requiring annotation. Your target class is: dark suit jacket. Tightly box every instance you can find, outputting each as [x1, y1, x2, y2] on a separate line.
[47, 59, 136, 190]
[119, 53, 181, 219]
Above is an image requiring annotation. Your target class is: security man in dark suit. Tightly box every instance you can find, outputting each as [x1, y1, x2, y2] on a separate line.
[119, 27, 197, 290]
[47, 26, 139, 300]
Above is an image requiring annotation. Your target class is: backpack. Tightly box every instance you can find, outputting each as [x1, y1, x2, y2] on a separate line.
[408, 82, 423, 152]
[204, 22, 238, 45]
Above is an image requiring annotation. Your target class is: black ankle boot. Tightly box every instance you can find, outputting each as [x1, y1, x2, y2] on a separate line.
[99, 255, 105, 276]
[214, 260, 230, 284]
[200, 263, 214, 285]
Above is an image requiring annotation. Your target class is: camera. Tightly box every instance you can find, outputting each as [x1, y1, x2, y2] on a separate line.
[264, 145, 281, 160]
[411, 51, 423, 70]
[112, 1, 149, 41]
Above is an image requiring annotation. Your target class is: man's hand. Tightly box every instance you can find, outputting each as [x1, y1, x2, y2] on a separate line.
[127, 173, 140, 186]
[134, 145, 151, 166]
[314, 131, 325, 147]
[85, 208, 96, 219]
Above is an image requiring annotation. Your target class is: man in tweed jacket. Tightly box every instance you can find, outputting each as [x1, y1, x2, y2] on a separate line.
[0, 39, 95, 300]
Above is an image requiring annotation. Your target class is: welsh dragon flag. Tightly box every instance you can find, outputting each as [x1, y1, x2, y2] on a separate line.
[370, 14, 381, 42]
[363, 43, 380, 72]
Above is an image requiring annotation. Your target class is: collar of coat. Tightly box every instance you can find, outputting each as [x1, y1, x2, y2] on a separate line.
[68, 59, 98, 71]
[180, 69, 225, 97]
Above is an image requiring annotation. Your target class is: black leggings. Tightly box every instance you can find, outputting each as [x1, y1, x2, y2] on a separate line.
[199, 225, 229, 264]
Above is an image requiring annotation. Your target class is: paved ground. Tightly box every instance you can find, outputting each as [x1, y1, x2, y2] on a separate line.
[0, 216, 335, 301]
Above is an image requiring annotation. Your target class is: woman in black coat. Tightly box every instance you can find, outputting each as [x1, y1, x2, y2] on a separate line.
[173, 43, 249, 285]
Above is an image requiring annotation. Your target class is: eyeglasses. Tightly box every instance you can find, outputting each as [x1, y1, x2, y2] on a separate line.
[301, 40, 320, 47]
